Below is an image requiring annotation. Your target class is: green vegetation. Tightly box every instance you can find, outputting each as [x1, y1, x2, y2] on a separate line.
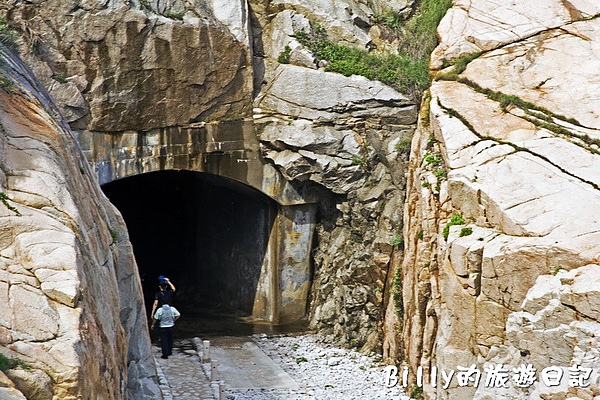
[140, 0, 149, 9]
[390, 234, 404, 248]
[410, 385, 424, 399]
[108, 225, 119, 244]
[443, 212, 465, 240]
[351, 156, 367, 170]
[295, 356, 308, 364]
[278, 45, 292, 64]
[0, 17, 18, 51]
[295, 0, 452, 100]
[433, 169, 445, 179]
[371, 10, 403, 31]
[426, 134, 435, 150]
[395, 136, 412, 153]
[52, 74, 68, 84]
[0, 353, 29, 372]
[417, 230, 424, 240]
[421, 181, 430, 187]
[0, 192, 21, 216]
[458, 77, 581, 125]
[423, 152, 441, 166]
[0, 76, 14, 94]
[391, 267, 404, 319]
[459, 227, 473, 237]
[551, 266, 564, 275]
[163, 11, 184, 20]
[437, 52, 482, 80]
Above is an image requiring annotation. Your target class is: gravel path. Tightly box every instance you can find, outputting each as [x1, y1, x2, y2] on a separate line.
[225, 333, 410, 400]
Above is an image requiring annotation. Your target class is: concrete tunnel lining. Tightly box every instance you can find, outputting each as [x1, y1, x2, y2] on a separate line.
[101, 169, 316, 325]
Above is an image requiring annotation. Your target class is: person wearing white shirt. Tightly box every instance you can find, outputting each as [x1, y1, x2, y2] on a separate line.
[152, 303, 180, 359]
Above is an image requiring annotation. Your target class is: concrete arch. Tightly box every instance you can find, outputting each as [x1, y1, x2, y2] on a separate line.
[75, 119, 316, 206]
[77, 119, 317, 324]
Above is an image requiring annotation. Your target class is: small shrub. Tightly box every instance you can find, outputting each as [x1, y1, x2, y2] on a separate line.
[0, 17, 18, 52]
[371, 10, 404, 31]
[426, 134, 435, 149]
[351, 157, 366, 169]
[410, 385, 424, 399]
[421, 181, 430, 187]
[52, 74, 68, 84]
[459, 227, 473, 237]
[443, 212, 466, 240]
[278, 45, 292, 64]
[291, 343, 299, 351]
[0, 77, 15, 94]
[423, 153, 441, 166]
[390, 234, 404, 247]
[163, 11, 184, 20]
[453, 52, 481, 74]
[108, 225, 119, 244]
[0, 353, 30, 372]
[551, 266, 564, 275]
[391, 267, 404, 319]
[433, 169, 445, 179]
[295, 356, 308, 364]
[417, 230, 424, 240]
[395, 137, 412, 153]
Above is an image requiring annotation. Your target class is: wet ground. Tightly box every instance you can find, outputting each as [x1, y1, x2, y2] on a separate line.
[167, 310, 312, 339]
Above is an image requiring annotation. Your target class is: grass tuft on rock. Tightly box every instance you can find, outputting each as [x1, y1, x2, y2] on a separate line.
[295, 0, 452, 100]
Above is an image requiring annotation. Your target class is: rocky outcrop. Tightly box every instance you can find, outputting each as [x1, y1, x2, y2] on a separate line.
[255, 62, 417, 351]
[5, 0, 253, 131]
[0, 0, 422, 364]
[0, 48, 159, 398]
[397, 1, 600, 398]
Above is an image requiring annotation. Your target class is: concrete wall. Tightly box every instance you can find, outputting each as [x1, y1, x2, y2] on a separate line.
[82, 119, 317, 324]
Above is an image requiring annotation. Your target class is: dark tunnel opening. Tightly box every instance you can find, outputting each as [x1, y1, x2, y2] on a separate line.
[101, 170, 277, 323]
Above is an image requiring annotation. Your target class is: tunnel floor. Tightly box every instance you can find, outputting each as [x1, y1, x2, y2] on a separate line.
[101, 170, 278, 321]
[171, 310, 310, 339]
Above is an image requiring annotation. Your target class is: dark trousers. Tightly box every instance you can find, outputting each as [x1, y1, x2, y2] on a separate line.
[159, 327, 174, 356]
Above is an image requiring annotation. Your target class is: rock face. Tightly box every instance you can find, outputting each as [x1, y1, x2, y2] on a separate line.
[2, 0, 420, 357]
[6, 0, 253, 131]
[397, 1, 600, 398]
[0, 48, 159, 398]
[255, 63, 417, 350]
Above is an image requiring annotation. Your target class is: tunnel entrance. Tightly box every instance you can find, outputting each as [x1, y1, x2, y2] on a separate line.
[101, 170, 277, 319]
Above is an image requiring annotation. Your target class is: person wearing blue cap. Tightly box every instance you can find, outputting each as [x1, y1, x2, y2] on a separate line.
[150, 275, 176, 321]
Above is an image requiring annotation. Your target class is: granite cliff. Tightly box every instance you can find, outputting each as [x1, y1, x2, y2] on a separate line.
[392, 1, 600, 398]
[0, 0, 600, 399]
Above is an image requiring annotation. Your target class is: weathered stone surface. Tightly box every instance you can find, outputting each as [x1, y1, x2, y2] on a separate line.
[5, 0, 253, 131]
[0, 48, 159, 398]
[398, 2, 600, 399]
[473, 266, 600, 399]
[255, 49, 416, 351]
[257, 64, 415, 123]
[0, 387, 26, 400]
[5, 368, 52, 400]
[432, 0, 600, 66]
